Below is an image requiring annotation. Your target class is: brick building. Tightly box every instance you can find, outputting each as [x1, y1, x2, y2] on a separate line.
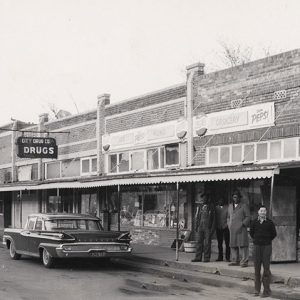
[0, 49, 300, 262]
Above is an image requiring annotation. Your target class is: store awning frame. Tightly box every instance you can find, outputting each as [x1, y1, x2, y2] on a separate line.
[0, 167, 277, 192]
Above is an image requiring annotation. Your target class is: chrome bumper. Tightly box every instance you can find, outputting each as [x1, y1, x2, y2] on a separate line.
[55, 242, 132, 258]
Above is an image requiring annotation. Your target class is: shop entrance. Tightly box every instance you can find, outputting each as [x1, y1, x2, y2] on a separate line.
[271, 169, 299, 262]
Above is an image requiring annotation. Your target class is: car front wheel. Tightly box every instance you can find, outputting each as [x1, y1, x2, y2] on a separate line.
[9, 241, 21, 260]
[42, 248, 54, 268]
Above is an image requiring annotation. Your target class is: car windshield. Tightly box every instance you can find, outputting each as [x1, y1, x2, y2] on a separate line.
[44, 219, 102, 231]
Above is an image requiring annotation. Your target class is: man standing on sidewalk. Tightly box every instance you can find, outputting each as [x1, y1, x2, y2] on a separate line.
[227, 190, 250, 267]
[215, 197, 230, 262]
[250, 205, 277, 298]
[191, 193, 216, 263]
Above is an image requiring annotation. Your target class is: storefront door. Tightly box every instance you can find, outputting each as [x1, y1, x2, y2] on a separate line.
[272, 184, 297, 262]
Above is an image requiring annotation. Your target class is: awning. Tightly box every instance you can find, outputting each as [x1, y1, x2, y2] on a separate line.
[0, 169, 275, 192]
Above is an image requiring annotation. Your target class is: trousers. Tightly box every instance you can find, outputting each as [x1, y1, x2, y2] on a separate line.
[194, 228, 212, 261]
[253, 244, 272, 295]
[230, 246, 249, 266]
[216, 227, 230, 261]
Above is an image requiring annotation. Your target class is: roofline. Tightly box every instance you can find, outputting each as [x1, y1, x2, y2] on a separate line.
[106, 82, 186, 108]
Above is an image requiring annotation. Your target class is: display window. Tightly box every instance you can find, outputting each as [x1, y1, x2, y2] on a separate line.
[118, 185, 188, 230]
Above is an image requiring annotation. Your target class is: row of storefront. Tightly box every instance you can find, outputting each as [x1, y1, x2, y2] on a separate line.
[0, 49, 300, 262]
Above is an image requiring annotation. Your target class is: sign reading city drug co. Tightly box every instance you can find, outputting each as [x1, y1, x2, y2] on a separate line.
[17, 137, 58, 159]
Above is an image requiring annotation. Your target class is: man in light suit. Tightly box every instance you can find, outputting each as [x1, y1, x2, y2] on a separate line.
[227, 190, 250, 267]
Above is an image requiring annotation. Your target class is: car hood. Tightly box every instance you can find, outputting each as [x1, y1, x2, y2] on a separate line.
[62, 230, 130, 243]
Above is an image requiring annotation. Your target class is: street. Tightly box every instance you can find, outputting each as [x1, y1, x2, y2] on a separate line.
[0, 247, 277, 300]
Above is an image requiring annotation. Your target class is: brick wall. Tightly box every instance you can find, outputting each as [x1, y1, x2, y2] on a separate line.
[192, 49, 300, 165]
[105, 84, 186, 117]
[46, 111, 97, 131]
[106, 101, 185, 134]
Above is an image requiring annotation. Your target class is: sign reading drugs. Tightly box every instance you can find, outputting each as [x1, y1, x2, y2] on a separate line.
[17, 137, 58, 159]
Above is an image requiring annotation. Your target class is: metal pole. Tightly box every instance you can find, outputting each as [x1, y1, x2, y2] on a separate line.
[176, 182, 180, 261]
[117, 185, 121, 231]
[270, 174, 275, 219]
[19, 190, 22, 228]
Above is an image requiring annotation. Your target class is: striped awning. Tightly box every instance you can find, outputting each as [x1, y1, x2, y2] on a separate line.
[0, 169, 275, 192]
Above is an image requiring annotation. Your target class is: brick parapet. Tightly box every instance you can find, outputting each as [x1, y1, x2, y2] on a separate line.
[105, 84, 186, 117]
[106, 101, 185, 134]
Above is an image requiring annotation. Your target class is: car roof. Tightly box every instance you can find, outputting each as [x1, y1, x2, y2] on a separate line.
[28, 213, 100, 221]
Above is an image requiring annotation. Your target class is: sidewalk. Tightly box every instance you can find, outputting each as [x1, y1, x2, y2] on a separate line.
[128, 244, 300, 287]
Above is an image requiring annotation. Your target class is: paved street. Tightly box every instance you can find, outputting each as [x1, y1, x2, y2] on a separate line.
[0, 246, 278, 300]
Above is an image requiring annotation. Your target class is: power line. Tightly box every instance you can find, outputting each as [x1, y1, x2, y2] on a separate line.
[0, 128, 70, 134]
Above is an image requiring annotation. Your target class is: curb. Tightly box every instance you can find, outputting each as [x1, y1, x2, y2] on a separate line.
[114, 258, 300, 300]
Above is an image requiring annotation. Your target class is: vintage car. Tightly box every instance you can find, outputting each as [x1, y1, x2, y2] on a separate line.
[2, 213, 132, 268]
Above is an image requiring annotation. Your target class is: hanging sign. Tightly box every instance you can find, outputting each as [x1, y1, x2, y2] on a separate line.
[17, 137, 58, 159]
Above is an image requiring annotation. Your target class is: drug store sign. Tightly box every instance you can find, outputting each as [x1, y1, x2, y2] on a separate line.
[17, 137, 58, 159]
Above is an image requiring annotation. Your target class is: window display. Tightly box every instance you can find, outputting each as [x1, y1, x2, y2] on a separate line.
[119, 185, 188, 230]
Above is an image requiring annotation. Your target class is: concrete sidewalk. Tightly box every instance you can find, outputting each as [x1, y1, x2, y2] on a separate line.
[128, 244, 300, 287]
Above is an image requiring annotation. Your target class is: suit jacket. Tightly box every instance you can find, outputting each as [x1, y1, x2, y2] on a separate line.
[227, 203, 250, 247]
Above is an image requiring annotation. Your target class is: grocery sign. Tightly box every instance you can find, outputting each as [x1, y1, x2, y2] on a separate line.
[17, 137, 58, 159]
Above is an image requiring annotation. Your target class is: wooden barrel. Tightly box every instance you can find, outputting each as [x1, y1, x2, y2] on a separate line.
[184, 241, 197, 253]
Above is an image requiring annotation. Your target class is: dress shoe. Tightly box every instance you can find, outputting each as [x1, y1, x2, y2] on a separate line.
[228, 262, 239, 266]
[261, 292, 271, 298]
[216, 258, 223, 262]
[191, 258, 202, 262]
[240, 264, 248, 268]
[254, 292, 260, 297]
[226, 259, 231, 262]
[203, 259, 210, 263]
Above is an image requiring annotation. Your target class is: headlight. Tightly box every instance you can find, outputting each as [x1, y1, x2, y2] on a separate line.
[119, 245, 128, 250]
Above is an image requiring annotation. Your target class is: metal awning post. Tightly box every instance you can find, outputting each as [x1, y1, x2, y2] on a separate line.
[176, 182, 179, 261]
[117, 185, 121, 231]
[270, 173, 275, 218]
[19, 190, 22, 228]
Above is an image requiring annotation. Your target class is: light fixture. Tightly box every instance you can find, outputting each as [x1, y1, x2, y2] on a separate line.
[103, 144, 110, 151]
[177, 130, 187, 139]
[196, 127, 207, 137]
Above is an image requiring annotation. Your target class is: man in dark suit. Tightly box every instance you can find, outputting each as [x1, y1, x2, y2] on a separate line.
[215, 197, 230, 262]
[250, 205, 277, 298]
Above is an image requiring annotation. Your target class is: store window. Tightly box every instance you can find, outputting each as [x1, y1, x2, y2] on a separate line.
[108, 154, 118, 173]
[62, 159, 80, 177]
[131, 151, 144, 171]
[46, 162, 61, 179]
[283, 139, 296, 158]
[119, 153, 129, 172]
[165, 144, 179, 166]
[256, 143, 268, 161]
[244, 144, 254, 162]
[47, 196, 62, 213]
[0, 200, 3, 214]
[81, 193, 98, 216]
[220, 147, 230, 164]
[81, 157, 97, 175]
[119, 185, 188, 230]
[270, 141, 281, 159]
[232, 145, 242, 162]
[147, 148, 159, 170]
[208, 148, 218, 164]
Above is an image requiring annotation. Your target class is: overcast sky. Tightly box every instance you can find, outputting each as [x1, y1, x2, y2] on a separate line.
[0, 0, 299, 125]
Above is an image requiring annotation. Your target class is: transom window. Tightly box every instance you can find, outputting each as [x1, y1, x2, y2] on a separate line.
[81, 157, 97, 175]
[108, 144, 179, 174]
[207, 137, 300, 165]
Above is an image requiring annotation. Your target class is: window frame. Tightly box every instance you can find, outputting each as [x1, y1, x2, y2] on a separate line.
[45, 161, 62, 180]
[80, 156, 98, 176]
